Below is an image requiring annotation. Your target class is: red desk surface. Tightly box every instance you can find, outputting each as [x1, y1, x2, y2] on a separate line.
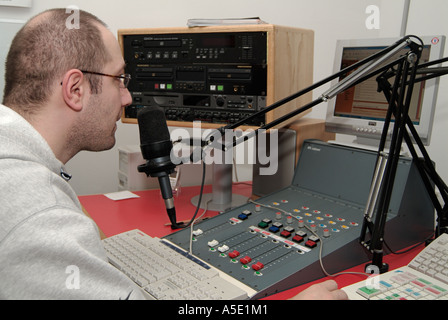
[80, 183, 253, 239]
[79, 183, 424, 300]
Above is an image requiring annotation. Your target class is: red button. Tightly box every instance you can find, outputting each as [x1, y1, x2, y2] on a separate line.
[292, 235, 304, 243]
[240, 256, 252, 265]
[229, 250, 240, 258]
[280, 230, 291, 238]
[305, 240, 317, 248]
[252, 262, 264, 271]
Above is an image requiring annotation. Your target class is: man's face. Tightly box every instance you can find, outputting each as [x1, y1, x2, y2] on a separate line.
[76, 25, 132, 152]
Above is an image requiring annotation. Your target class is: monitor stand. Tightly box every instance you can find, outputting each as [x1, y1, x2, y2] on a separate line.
[191, 162, 248, 212]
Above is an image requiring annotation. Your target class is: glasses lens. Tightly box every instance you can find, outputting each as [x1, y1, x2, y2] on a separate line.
[121, 74, 131, 88]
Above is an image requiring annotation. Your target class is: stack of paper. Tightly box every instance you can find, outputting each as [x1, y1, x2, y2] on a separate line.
[187, 17, 267, 27]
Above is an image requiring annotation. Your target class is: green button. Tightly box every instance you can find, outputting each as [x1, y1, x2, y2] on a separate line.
[217, 85, 224, 91]
[258, 221, 269, 228]
[433, 285, 447, 292]
[418, 278, 432, 285]
[167, 84, 173, 90]
[358, 286, 379, 298]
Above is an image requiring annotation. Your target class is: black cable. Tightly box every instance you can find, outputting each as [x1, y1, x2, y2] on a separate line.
[383, 232, 434, 255]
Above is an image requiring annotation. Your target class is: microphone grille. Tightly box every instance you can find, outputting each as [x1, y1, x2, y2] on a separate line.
[137, 106, 170, 144]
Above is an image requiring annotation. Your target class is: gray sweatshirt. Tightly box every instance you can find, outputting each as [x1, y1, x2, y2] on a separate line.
[0, 104, 144, 300]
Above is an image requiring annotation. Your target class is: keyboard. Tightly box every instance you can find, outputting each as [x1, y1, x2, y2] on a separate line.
[343, 233, 448, 300]
[102, 229, 251, 300]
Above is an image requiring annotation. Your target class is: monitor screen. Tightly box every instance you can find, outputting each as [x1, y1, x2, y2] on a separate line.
[325, 36, 445, 147]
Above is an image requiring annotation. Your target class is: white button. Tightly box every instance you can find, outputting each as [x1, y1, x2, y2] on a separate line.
[193, 229, 203, 236]
[208, 239, 219, 247]
[218, 245, 229, 253]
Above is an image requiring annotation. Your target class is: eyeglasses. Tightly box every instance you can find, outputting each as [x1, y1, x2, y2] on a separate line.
[80, 70, 131, 88]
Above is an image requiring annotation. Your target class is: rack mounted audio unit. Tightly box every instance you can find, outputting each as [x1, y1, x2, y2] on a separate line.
[118, 25, 314, 129]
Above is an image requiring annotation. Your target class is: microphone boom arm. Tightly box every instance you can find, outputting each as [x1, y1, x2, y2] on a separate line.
[221, 36, 416, 151]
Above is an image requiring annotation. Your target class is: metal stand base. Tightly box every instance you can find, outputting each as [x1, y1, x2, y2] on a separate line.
[190, 158, 249, 212]
[191, 193, 248, 212]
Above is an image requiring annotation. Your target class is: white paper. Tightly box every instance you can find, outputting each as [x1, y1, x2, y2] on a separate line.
[104, 190, 140, 201]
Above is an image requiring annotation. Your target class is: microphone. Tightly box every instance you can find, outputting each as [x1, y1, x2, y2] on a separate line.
[137, 106, 181, 229]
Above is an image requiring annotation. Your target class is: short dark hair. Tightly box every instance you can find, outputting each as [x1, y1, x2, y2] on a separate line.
[2, 8, 110, 113]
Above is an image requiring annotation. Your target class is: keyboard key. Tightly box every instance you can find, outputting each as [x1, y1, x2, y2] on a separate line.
[435, 273, 448, 284]
[379, 280, 393, 289]
[357, 286, 380, 299]
[424, 286, 443, 297]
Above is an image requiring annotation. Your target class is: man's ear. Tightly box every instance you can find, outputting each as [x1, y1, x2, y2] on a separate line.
[61, 69, 85, 112]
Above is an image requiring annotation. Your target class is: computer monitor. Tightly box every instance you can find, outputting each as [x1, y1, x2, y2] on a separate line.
[325, 36, 445, 147]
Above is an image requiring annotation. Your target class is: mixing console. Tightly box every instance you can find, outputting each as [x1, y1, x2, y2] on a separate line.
[164, 140, 435, 299]
[165, 188, 368, 299]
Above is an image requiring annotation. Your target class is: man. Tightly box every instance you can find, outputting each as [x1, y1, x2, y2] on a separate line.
[0, 8, 347, 300]
[0, 8, 140, 300]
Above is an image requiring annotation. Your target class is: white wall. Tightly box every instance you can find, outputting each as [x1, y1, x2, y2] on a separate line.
[1, 0, 446, 195]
